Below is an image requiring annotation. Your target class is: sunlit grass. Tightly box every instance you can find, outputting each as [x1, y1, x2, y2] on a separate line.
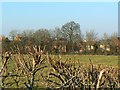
[50, 55, 118, 66]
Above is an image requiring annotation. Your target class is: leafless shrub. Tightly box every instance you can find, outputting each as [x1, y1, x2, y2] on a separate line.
[1, 45, 47, 90]
[46, 56, 119, 89]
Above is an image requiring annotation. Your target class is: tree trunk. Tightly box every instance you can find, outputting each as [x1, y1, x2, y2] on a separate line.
[29, 71, 35, 90]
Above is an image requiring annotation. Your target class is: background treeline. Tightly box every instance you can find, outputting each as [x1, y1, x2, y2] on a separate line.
[1, 21, 120, 55]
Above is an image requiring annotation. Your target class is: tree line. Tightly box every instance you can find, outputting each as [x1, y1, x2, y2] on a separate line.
[1, 21, 120, 55]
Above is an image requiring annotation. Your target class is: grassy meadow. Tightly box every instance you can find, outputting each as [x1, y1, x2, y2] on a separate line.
[49, 55, 118, 66]
[1, 54, 118, 66]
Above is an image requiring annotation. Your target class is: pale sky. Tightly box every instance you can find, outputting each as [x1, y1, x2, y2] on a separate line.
[1, 2, 118, 38]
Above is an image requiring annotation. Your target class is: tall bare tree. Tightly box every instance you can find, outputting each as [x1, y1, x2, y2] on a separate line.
[85, 30, 98, 44]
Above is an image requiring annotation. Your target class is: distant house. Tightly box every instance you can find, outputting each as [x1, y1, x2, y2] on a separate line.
[0, 36, 6, 54]
[0, 36, 6, 41]
[100, 44, 105, 50]
[86, 45, 90, 51]
[86, 45, 94, 51]
[78, 42, 84, 53]
[99, 40, 111, 52]
[106, 45, 110, 52]
[0, 36, 2, 42]
[53, 38, 67, 53]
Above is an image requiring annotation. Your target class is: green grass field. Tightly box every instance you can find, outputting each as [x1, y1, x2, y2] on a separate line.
[2, 54, 118, 67]
[50, 55, 118, 66]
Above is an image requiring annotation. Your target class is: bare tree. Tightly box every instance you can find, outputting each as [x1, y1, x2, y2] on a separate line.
[9, 30, 19, 40]
[86, 30, 98, 43]
[1, 45, 47, 90]
[85, 30, 98, 51]
[20, 30, 34, 37]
